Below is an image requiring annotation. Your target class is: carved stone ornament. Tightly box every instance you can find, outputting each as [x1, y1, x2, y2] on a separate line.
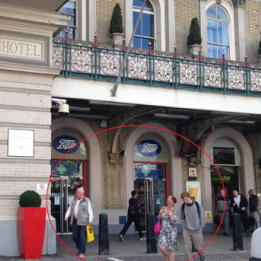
[232, 0, 246, 7]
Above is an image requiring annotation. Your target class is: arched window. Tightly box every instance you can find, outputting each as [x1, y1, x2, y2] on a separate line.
[55, 0, 76, 39]
[207, 6, 229, 59]
[133, 0, 155, 49]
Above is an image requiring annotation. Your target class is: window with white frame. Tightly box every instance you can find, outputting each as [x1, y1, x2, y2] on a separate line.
[207, 5, 229, 59]
[133, 0, 155, 49]
[55, 0, 76, 39]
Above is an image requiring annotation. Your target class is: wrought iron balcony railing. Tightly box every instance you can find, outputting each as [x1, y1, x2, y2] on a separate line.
[52, 36, 261, 97]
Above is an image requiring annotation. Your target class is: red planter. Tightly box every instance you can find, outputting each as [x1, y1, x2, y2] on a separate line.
[17, 207, 46, 259]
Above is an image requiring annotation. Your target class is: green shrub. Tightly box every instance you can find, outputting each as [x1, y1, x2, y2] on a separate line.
[259, 39, 261, 55]
[109, 3, 123, 34]
[187, 18, 202, 46]
[19, 190, 41, 207]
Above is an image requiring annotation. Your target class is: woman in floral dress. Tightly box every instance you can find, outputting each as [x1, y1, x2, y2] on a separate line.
[158, 196, 179, 261]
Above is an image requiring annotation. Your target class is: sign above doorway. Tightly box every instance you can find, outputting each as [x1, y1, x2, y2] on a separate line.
[137, 140, 162, 157]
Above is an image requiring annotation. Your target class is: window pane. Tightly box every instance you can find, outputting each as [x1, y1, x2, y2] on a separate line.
[133, 0, 153, 11]
[207, 20, 218, 43]
[143, 13, 154, 37]
[134, 37, 142, 48]
[217, 7, 228, 20]
[217, 46, 228, 59]
[206, 6, 216, 19]
[142, 38, 150, 49]
[55, 27, 74, 39]
[217, 22, 229, 45]
[208, 44, 217, 59]
[133, 12, 142, 35]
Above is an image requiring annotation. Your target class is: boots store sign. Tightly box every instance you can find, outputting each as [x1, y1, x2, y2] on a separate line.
[52, 135, 80, 154]
[137, 140, 162, 157]
[0, 32, 49, 66]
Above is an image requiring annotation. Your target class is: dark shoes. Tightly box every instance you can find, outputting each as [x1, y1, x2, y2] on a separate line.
[119, 234, 124, 242]
[224, 232, 229, 236]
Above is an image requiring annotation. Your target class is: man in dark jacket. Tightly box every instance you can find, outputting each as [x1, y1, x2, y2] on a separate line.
[119, 190, 146, 242]
[231, 189, 249, 236]
[249, 189, 260, 230]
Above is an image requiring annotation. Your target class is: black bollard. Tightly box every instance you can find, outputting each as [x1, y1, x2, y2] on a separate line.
[99, 213, 109, 255]
[146, 213, 157, 253]
[233, 213, 243, 251]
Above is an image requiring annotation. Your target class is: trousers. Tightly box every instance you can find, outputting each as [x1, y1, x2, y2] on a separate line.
[183, 227, 206, 261]
[120, 215, 143, 238]
[218, 211, 230, 235]
[72, 219, 87, 255]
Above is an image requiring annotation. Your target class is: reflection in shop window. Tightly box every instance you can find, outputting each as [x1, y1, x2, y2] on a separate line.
[133, 0, 155, 49]
[55, 0, 76, 39]
[207, 5, 229, 59]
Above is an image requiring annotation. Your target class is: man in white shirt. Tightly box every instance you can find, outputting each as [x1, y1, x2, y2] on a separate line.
[64, 187, 94, 258]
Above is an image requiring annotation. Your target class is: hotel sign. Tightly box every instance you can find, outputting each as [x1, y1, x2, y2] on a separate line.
[0, 31, 49, 66]
[0, 39, 42, 59]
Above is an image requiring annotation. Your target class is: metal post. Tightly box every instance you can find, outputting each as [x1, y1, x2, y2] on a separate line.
[111, 0, 148, 97]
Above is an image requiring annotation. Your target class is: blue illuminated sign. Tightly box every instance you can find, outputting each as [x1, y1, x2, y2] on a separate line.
[137, 140, 161, 157]
[52, 135, 80, 154]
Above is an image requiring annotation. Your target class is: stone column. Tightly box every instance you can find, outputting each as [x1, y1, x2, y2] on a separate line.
[233, 0, 246, 62]
[199, 0, 208, 57]
[0, 3, 69, 257]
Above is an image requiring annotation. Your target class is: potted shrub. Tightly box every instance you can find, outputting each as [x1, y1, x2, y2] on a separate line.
[109, 3, 124, 48]
[187, 18, 202, 56]
[17, 190, 46, 259]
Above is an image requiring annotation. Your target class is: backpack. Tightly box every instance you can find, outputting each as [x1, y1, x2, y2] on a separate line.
[182, 201, 200, 220]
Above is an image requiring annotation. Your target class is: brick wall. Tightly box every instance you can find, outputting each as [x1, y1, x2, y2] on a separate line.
[96, 0, 125, 45]
[244, 0, 261, 63]
[174, 0, 200, 56]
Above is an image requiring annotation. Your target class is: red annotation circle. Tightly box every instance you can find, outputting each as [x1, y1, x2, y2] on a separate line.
[46, 125, 226, 261]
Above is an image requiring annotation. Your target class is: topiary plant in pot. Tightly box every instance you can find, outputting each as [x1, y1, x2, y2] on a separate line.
[187, 18, 202, 56]
[18, 190, 46, 259]
[109, 3, 124, 48]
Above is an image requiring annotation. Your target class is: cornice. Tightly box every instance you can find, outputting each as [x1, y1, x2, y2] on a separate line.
[0, 61, 61, 76]
[0, 3, 71, 28]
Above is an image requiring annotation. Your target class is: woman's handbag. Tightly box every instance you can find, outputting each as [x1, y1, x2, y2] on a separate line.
[86, 225, 95, 243]
[154, 222, 161, 234]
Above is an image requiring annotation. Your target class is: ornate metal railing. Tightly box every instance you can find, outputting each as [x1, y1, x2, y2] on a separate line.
[52, 36, 261, 96]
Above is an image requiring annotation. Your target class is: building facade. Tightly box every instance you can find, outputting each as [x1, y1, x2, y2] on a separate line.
[1, 0, 261, 257]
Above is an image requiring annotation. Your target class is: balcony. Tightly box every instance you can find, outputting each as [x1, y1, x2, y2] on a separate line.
[52, 38, 261, 98]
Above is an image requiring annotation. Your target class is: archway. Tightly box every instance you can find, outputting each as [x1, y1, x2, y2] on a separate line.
[202, 128, 254, 225]
[51, 117, 102, 220]
[124, 123, 182, 217]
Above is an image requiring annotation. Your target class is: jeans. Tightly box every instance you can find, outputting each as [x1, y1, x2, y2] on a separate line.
[119, 215, 143, 238]
[72, 219, 87, 255]
[218, 211, 230, 235]
[252, 211, 260, 229]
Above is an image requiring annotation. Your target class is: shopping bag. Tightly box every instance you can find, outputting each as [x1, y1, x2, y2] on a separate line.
[86, 225, 95, 243]
[154, 222, 161, 234]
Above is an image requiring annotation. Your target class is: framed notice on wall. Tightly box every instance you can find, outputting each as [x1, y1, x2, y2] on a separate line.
[186, 181, 201, 205]
[8, 129, 34, 157]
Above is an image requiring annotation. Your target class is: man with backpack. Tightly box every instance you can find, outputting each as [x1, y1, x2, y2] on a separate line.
[180, 191, 206, 261]
[119, 190, 146, 242]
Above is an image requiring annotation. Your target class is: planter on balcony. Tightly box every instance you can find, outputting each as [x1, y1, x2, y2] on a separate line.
[111, 33, 124, 48]
[189, 44, 201, 56]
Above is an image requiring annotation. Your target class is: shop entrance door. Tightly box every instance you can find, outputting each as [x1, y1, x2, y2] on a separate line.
[50, 159, 86, 235]
[51, 177, 70, 234]
[134, 163, 168, 231]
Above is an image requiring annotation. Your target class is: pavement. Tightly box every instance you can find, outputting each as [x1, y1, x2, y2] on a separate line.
[0, 229, 252, 261]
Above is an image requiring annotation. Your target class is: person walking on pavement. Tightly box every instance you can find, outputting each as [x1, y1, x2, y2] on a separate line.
[119, 190, 146, 242]
[248, 189, 260, 230]
[158, 196, 179, 261]
[231, 189, 249, 236]
[64, 187, 94, 258]
[215, 188, 231, 236]
[180, 191, 206, 261]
